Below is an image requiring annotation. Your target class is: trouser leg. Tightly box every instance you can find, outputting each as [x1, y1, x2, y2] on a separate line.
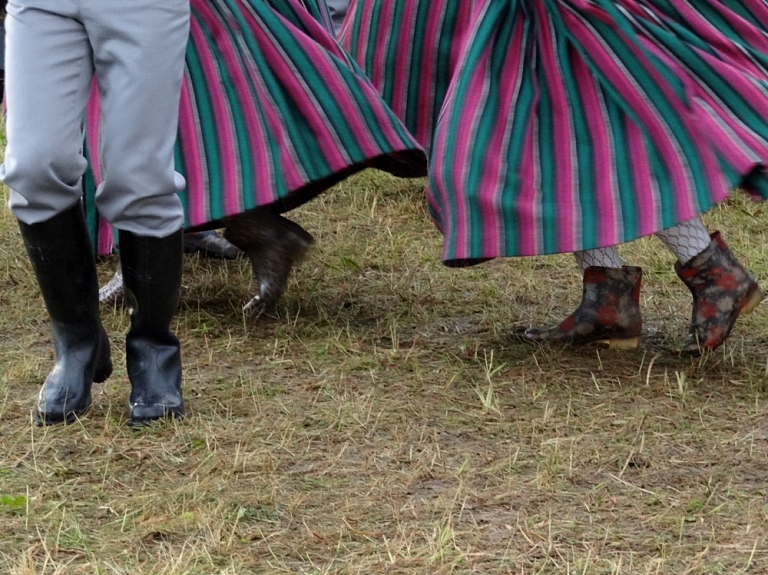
[1, 1, 94, 222]
[84, 0, 189, 237]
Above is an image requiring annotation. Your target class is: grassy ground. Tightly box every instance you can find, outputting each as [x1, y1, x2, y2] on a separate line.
[1, 171, 767, 574]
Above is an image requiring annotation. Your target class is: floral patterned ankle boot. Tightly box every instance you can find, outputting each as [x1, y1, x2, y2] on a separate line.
[675, 232, 763, 355]
[524, 266, 643, 348]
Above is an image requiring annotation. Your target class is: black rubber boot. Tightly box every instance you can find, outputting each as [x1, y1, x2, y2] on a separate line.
[18, 204, 112, 425]
[223, 210, 314, 310]
[119, 229, 185, 425]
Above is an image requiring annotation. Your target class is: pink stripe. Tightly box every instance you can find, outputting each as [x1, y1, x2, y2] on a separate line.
[244, 4, 404, 169]
[177, 78, 208, 226]
[85, 81, 102, 184]
[516, 116, 540, 257]
[344, 0, 375, 68]
[447, 53, 490, 259]
[237, 10, 346, 186]
[571, 54, 617, 245]
[84, 81, 115, 254]
[477, 20, 526, 258]
[561, 9, 698, 221]
[239, 7, 329, 190]
[637, 33, 756, 214]
[696, 48, 768, 111]
[188, 9, 241, 216]
[415, 2, 446, 147]
[740, 0, 768, 29]
[537, 2, 575, 252]
[391, 2, 418, 119]
[369, 2, 394, 94]
[625, 117, 659, 237]
[194, 0, 287, 210]
[700, 93, 768, 165]
[676, 1, 768, 67]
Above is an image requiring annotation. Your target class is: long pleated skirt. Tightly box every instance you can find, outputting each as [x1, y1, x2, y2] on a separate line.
[342, 0, 768, 266]
[83, 0, 427, 256]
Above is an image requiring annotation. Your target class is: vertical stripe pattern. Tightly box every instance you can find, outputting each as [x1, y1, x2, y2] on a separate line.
[83, 0, 427, 255]
[344, 0, 768, 266]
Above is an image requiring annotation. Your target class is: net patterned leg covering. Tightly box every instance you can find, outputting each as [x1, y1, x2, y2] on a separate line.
[655, 218, 712, 265]
[574, 246, 622, 272]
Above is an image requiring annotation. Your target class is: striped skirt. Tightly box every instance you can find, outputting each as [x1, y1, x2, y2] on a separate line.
[83, 0, 427, 256]
[342, 0, 768, 265]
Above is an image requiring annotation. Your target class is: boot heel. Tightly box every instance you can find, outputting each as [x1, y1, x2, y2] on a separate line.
[740, 285, 763, 315]
[602, 337, 640, 350]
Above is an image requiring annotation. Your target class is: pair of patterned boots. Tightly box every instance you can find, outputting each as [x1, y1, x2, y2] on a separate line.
[19, 204, 184, 425]
[524, 233, 763, 354]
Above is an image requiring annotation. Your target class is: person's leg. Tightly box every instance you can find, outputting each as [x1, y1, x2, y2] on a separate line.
[573, 247, 623, 273]
[183, 230, 241, 259]
[524, 218, 762, 353]
[98, 229, 241, 309]
[1, 1, 111, 424]
[3, 1, 93, 223]
[656, 218, 762, 354]
[524, 246, 642, 348]
[223, 211, 315, 311]
[325, 0, 349, 35]
[85, 1, 187, 238]
[85, 0, 189, 424]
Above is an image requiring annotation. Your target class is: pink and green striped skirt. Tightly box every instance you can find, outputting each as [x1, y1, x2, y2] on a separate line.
[83, 0, 427, 256]
[342, 0, 768, 266]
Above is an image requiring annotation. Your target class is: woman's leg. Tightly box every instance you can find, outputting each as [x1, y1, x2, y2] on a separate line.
[657, 218, 762, 354]
[524, 246, 643, 348]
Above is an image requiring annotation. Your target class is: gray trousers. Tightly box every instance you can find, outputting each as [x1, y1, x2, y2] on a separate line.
[325, 0, 349, 35]
[1, 0, 189, 237]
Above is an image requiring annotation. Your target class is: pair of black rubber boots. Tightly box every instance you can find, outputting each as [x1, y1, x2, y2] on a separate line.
[18, 204, 184, 426]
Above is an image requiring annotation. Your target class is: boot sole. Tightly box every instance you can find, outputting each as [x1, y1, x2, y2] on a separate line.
[740, 284, 763, 316]
[128, 406, 185, 427]
[523, 332, 641, 350]
[35, 398, 92, 426]
[35, 358, 111, 425]
[597, 337, 640, 350]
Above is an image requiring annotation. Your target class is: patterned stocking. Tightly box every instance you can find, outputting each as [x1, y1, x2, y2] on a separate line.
[574, 246, 622, 272]
[655, 218, 712, 265]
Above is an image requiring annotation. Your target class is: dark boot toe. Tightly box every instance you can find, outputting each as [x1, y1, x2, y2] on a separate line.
[129, 398, 185, 426]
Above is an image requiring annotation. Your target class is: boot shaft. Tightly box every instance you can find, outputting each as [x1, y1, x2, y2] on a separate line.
[18, 204, 100, 327]
[118, 229, 185, 424]
[119, 229, 183, 336]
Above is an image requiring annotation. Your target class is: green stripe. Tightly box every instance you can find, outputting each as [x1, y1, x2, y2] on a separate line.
[605, 101, 637, 243]
[185, 33, 225, 219]
[466, 5, 516, 258]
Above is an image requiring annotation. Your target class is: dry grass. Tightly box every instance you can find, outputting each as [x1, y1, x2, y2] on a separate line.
[1, 170, 768, 574]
